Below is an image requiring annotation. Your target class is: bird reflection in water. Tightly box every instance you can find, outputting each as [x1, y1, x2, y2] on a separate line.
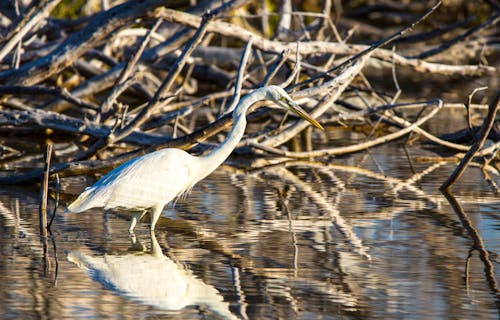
[67, 233, 237, 319]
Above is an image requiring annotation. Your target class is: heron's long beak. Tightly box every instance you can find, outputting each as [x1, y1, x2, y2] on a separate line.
[285, 100, 324, 130]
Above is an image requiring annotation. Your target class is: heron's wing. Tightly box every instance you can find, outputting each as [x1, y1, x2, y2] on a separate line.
[68, 149, 194, 212]
[102, 149, 194, 210]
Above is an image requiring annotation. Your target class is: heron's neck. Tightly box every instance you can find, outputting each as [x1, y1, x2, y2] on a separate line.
[197, 89, 266, 179]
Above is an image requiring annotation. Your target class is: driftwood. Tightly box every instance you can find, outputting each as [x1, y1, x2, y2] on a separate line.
[0, 0, 498, 189]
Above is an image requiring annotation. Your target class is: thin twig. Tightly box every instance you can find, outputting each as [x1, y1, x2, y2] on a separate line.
[223, 36, 254, 115]
[38, 143, 52, 237]
[262, 49, 290, 86]
[47, 173, 59, 231]
[466, 87, 488, 134]
[282, 41, 301, 89]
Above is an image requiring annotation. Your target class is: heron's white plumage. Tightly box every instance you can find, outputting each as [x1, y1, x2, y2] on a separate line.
[67, 86, 322, 234]
[68, 149, 195, 213]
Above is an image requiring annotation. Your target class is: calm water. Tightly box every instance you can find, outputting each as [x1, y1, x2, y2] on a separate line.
[0, 141, 498, 319]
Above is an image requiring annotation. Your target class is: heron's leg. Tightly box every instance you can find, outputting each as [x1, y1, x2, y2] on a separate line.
[149, 205, 164, 233]
[129, 211, 146, 234]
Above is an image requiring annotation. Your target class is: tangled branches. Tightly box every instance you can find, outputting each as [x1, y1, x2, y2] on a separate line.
[0, 0, 498, 188]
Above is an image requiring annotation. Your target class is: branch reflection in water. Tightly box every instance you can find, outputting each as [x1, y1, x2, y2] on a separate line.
[67, 233, 238, 320]
[441, 190, 498, 295]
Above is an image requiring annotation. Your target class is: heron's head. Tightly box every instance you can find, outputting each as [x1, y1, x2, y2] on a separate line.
[266, 85, 324, 130]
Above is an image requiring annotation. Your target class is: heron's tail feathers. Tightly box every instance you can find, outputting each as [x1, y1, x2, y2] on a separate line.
[66, 187, 104, 213]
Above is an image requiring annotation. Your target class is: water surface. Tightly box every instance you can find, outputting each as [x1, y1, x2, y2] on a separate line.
[0, 141, 498, 319]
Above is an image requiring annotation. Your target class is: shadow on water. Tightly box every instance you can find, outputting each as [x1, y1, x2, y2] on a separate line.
[0, 141, 499, 319]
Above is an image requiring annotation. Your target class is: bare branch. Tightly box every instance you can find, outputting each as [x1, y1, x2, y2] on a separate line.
[441, 91, 500, 191]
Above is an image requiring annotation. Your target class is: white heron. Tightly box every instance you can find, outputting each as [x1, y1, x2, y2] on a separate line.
[67, 85, 323, 234]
